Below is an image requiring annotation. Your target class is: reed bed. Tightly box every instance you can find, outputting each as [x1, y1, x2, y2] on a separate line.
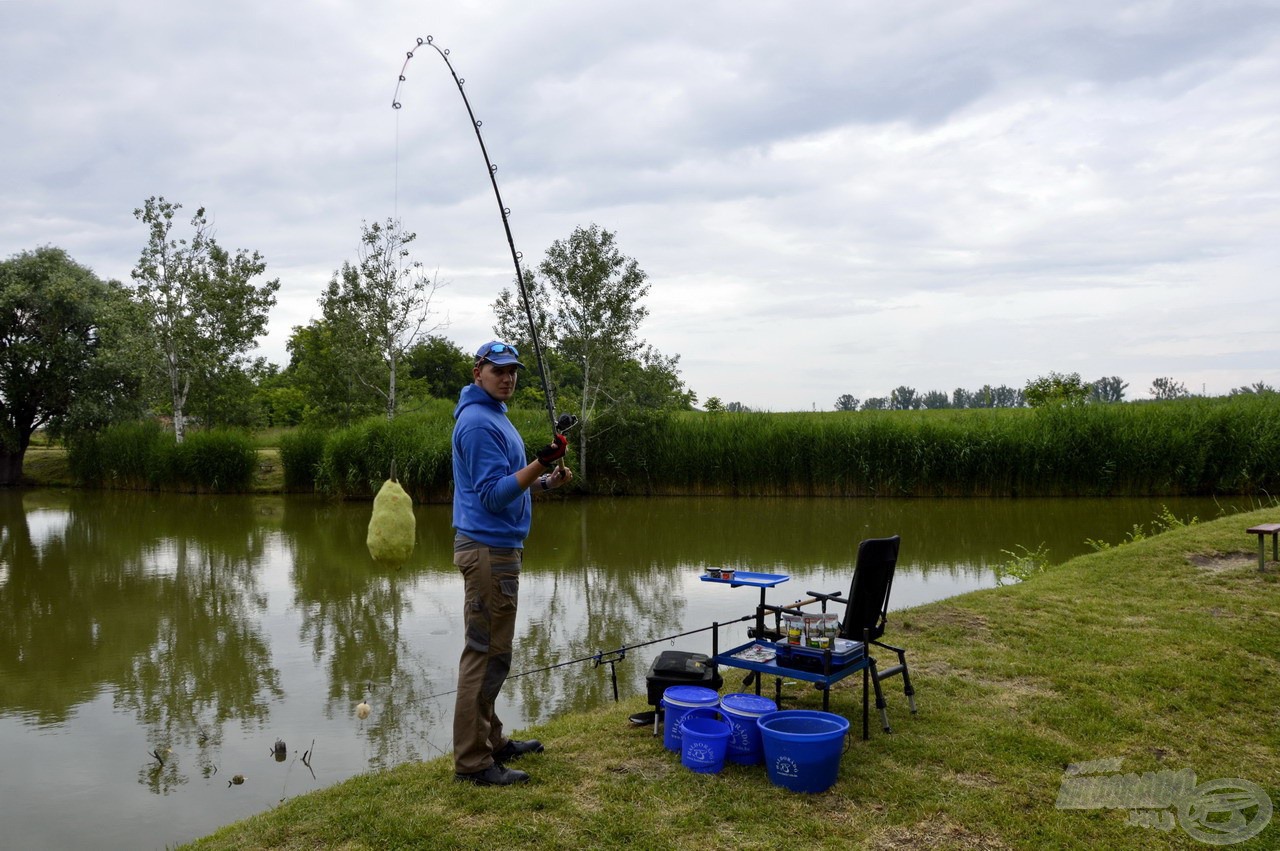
[312, 401, 551, 502]
[68, 422, 257, 492]
[82, 395, 1272, 498]
[589, 395, 1280, 497]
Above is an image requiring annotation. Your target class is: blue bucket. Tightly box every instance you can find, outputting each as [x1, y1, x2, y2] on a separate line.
[720, 693, 777, 765]
[757, 709, 850, 793]
[661, 685, 720, 752]
[678, 709, 732, 774]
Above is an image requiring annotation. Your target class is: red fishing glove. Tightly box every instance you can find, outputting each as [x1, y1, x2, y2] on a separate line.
[536, 433, 568, 468]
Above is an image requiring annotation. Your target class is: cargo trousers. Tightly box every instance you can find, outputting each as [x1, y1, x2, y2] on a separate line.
[452, 536, 522, 774]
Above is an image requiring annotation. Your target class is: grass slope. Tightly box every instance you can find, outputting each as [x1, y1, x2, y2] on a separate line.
[187, 508, 1280, 850]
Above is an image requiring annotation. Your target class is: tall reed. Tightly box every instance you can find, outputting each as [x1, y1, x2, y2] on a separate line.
[68, 423, 256, 491]
[287, 395, 1280, 499]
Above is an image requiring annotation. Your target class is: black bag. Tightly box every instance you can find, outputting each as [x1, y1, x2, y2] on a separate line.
[644, 650, 723, 707]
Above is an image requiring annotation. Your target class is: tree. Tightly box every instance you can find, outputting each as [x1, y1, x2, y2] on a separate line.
[284, 319, 383, 425]
[704, 396, 723, 413]
[952, 388, 972, 409]
[862, 397, 888, 410]
[1230, 381, 1276, 396]
[1024, 371, 1090, 408]
[0, 247, 146, 483]
[834, 394, 860, 412]
[991, 385, 1024, 408]
[320, 218, 445, 420]
[131, 197, 280, 442]
[890, 386, 920, 410]
[404, 335, 474, 401]
[495, 224, 674, 480]
[1150, 377, 1188, 400]
[1090, 376, 1128, 403]
[921, 390, 950, 409]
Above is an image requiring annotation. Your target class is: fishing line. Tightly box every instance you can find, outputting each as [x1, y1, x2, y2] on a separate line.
[392, 36, 560, 436]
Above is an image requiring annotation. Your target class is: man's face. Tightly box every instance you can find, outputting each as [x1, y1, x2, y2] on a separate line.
[474, 361, 519, 402]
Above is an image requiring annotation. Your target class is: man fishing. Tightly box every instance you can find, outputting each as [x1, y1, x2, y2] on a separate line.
[451, 339, 572, 786]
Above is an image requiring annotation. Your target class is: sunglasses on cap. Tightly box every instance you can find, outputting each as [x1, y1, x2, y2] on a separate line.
[477, 342, 519, 358]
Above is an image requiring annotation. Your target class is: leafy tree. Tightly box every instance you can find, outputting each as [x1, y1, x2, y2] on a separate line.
[1150, 376, 1188, 400]
[725, 401, 753, 413]
[0, 247, 147, 483]
[1024, 371, 1091, 408]
[951, 388, 972, 409]
[991, 385, 1024, 408]
[704, 396, 723, 413]
[1230, 381, 1276, 396]
[890, 386, 921, 410]
[404, 335, 473, 401]
[284, 319, 382, 425]
[834, 394, 859, 412]
[495, 224, 684, 479]
[970, 385, 995, 408]
[1090, 376, 1128, 403]
[921, 390, 950, 409]
[862, 397, 888, 410]
[131, 197, 280, 442]
[320, 218, 445, 420]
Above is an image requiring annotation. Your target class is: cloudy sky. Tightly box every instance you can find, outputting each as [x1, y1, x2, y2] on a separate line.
[3, 1, 1278, 411]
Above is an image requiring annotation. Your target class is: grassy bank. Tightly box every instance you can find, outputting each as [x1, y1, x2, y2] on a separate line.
[185, 507, 1280, 850]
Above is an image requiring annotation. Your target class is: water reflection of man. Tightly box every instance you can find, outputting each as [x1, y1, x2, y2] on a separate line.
[451, 340, 572, 786]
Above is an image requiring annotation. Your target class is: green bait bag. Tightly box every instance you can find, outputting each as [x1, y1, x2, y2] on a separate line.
[366, 479, 416, 563]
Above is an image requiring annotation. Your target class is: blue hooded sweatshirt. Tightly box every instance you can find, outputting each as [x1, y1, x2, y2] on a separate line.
[452, 383, 531, 548]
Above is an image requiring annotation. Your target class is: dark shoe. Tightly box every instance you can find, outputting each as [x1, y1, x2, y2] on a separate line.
[493, 739, 544, 763]
[454, 763, 530, 786]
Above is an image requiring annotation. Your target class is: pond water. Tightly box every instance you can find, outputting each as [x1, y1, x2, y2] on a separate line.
[0, 490, 1243, 849]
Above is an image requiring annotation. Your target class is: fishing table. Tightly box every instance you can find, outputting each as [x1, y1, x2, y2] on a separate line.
[703, 570, 873, 740]
[1247, 523, 1280, 571]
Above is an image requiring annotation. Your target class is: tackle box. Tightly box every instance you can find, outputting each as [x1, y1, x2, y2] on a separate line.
[774, 637, 865, 673]
[645, 650, 723, 708]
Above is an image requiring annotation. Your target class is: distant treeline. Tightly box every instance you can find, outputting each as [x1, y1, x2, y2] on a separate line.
[70, 394, 1279, 500]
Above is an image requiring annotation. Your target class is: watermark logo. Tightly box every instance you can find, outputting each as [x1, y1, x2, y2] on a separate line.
[1056, 758, 1272, 845]
[772, 755, 799, 779]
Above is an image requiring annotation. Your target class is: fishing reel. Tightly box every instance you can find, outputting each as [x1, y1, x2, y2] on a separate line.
[555, 413, 579, 434]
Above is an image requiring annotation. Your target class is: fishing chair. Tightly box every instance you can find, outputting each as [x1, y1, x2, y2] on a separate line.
[805, 535, 916, 733]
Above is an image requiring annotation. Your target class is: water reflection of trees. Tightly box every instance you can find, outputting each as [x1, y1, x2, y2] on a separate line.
[0, 491, 280, 794]
[281, 499, 455, 768]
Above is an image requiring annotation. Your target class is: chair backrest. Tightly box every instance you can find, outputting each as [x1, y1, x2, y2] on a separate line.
[840, 535, 901, 643]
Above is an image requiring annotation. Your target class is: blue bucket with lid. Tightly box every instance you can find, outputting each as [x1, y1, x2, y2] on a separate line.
[720, 692, 777, 765]
[757, 709, 850, 793]
[661, 685, 719, 752]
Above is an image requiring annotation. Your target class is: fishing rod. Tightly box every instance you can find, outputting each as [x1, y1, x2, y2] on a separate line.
[392, 36, 564, 438]
[377, 613, 756, 708]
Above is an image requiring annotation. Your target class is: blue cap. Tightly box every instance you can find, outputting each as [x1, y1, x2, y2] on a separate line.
[475, 340, 525, 368]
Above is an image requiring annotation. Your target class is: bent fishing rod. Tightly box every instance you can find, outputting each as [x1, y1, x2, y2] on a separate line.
[393, 37, 570, 438]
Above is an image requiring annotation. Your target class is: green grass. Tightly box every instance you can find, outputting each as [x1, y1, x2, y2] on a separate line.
[183, 507, 1280, 850]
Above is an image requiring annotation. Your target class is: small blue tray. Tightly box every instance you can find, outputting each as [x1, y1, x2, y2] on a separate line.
[699, 570, 789, 588]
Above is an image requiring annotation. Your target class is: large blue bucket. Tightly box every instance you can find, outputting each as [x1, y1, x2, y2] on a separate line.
[720, 692, 777, 765]
[757, 709, 850, 793]
[678, 709, 732, 774]
[661, 685, 720, 752]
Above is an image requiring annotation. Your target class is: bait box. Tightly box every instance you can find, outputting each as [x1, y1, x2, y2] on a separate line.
[774, 638, 865, 672]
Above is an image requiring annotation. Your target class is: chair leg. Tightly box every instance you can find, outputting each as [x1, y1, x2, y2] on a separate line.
[869, 657, 891, 733]
[872, 640, 917, 716]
